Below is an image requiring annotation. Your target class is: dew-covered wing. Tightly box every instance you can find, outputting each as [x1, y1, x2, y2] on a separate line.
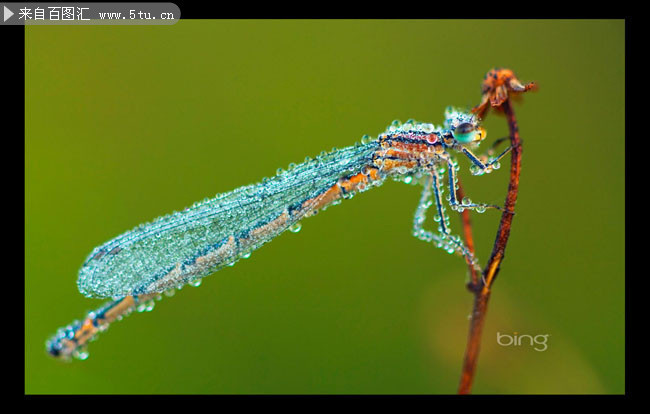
[77, 142, 379, 298]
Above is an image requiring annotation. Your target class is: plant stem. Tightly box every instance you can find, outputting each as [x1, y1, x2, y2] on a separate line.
[458, 99, 522, 394]
[456, 177, 479, 287]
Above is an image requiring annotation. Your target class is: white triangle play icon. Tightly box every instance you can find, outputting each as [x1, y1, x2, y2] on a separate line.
[3, 6, 14, 22]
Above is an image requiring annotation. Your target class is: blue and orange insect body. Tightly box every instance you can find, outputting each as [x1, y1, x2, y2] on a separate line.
[47, 108, 510, 361]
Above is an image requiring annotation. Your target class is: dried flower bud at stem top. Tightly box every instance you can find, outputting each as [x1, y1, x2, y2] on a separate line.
[472, 68, 537, 119]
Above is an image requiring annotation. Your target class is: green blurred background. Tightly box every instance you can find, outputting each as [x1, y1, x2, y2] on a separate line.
[25, 20, 624, 394]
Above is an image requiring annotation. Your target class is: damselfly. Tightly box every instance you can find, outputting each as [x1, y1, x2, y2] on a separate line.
[46, 107, 510, 360]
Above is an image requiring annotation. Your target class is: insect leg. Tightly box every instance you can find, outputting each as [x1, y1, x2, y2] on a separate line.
[445, 157, 502, 214]
[412, 174, 444, 245]
[460, 145, 511, 176]
[411, 169, 478, 267]
[485, 136, 509, 157]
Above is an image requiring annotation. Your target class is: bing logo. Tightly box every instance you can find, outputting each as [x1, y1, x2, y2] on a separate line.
[496, 332, 549, 352]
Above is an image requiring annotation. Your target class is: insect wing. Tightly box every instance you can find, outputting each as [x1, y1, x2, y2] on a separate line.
[77, 143, 378, 298]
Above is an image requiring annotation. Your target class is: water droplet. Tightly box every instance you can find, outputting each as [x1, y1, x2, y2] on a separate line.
[289, 222, 302, 233]
[190, 279, 202, 287]
[361, 134, 372, 144]
[73, 348, 89, 360]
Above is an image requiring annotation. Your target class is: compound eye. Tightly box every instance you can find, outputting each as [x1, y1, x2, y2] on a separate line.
[453, 122, 477, 143]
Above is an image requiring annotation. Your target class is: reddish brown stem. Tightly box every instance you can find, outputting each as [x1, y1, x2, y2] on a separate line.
[455, 177, 479, 287]
[458, 99, 522, 394]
